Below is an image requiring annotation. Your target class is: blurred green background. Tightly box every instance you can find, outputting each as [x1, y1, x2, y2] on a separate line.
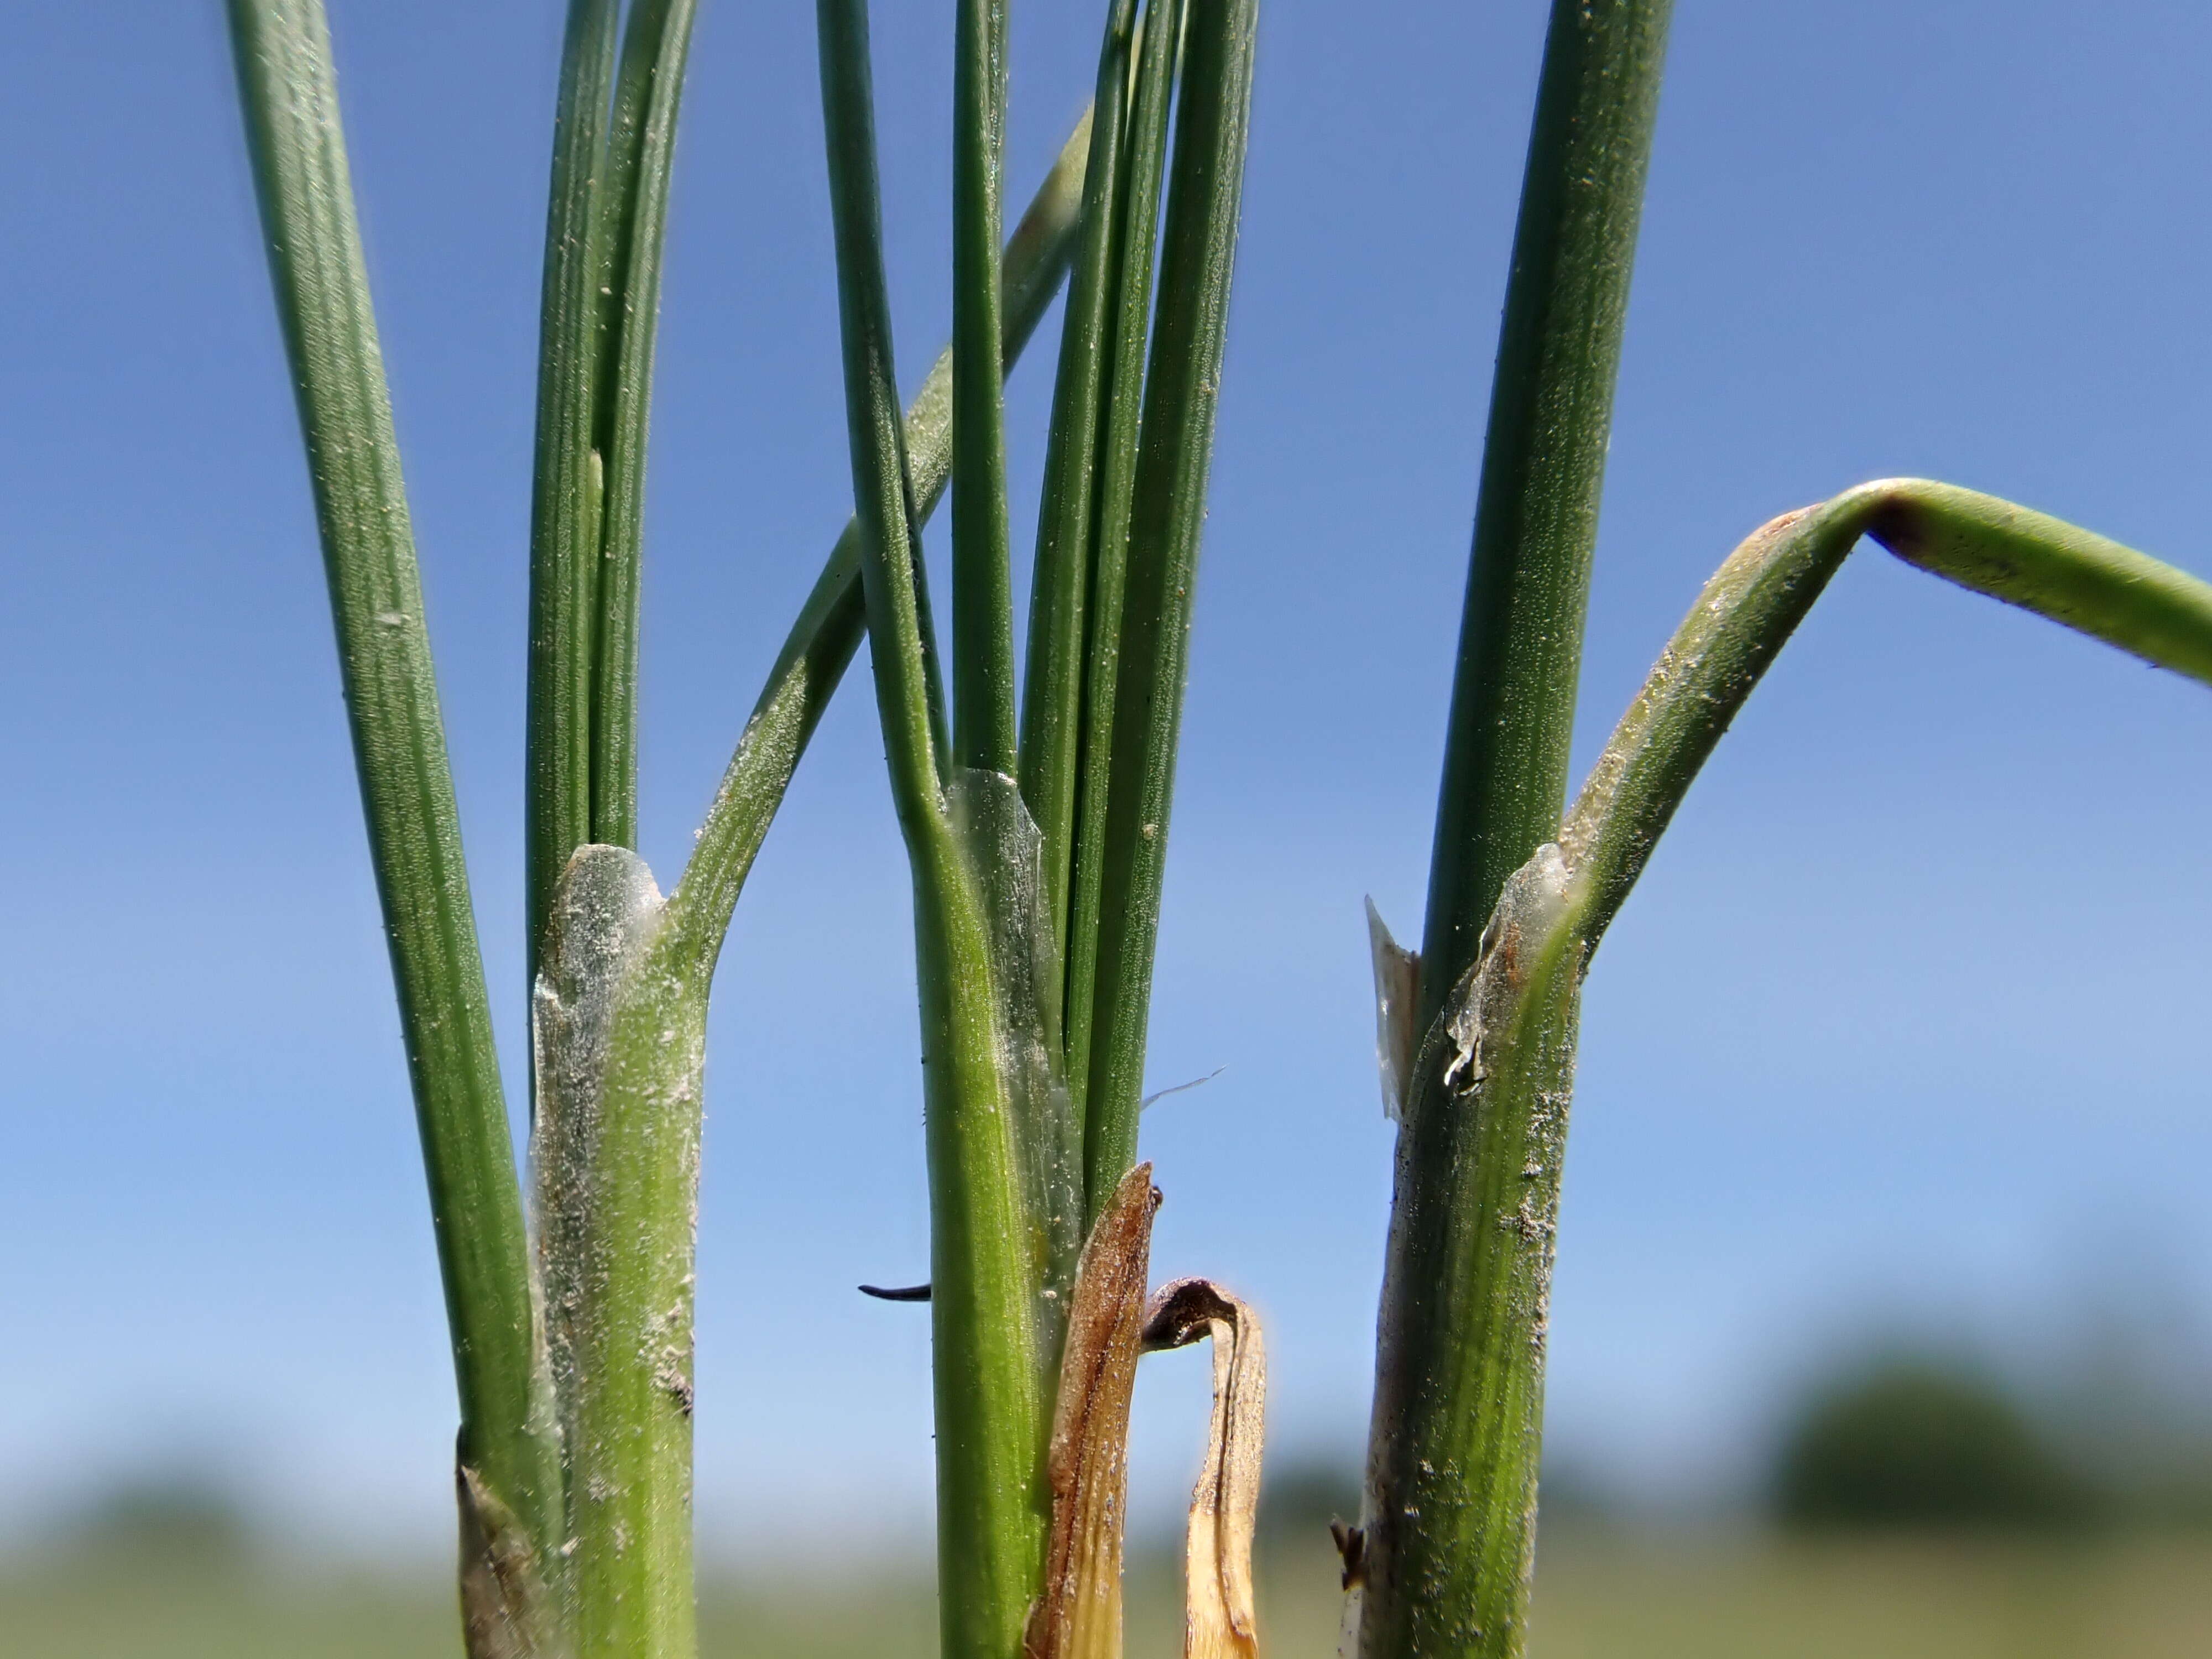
[13, 1350, 2207, 1658]
[10, 1528, 2208, 1658]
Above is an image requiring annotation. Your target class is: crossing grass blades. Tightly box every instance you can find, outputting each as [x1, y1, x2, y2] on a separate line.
[225, 2, 2212, 1657]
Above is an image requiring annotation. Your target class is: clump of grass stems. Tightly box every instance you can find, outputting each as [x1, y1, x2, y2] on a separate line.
[815, 0, 1257, 1652]
[225, 2, 2212, 1659]
[1349, 6, 2212, 1658]
[229, 0, 1098, 1649]
[231, 0, 1262, 1650]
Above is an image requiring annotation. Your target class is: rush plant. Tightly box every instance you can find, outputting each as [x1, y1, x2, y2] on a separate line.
[223, 2, 2212, 1659]
[228, 0, 1259, 1655]
[1346, 6, 2212, 1657]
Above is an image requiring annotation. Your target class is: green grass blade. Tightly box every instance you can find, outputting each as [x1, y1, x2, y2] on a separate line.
[816, 0, 942, 827]
[1875, 481, 2212, 679]
[1060, 0, 1187, 1173]
[1360, 4, 1672, 1654]
[1413, 0, 1674, 1023]
[1561, 479, 2212, 954]
[1018, 4, 1138, 998]
[820, 9, 1080, 1650]
[1080, 0, 1259, 1214]
[1352, 479, 2212, 1659]
[589, 0, 702, 850]
[525, 0, 620, 993]
[225, 0, 560, 1594]
[952, 0, 1019, 775]
[668, 110, 1092, 966]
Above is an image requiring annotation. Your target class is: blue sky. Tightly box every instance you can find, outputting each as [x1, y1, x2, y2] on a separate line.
[3, 2, 2209, 1557]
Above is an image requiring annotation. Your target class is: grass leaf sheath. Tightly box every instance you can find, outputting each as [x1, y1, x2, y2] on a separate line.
[1358, 4, 1674, 1657]
[1359, 462, 2212, 1659]
[820, 0, 1261, 1650]
[817, 8, 1051, 1656]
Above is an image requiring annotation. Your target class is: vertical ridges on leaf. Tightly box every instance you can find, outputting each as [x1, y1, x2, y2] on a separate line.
[1058, 0, 1188, 1160]
[817, 0, 944, 828]
[1414, 0, 1674, 1019]
[225, 0, 561, 1593]
[528, 0, 701, 982]
[527, 0, 622, 992]
[953, 0, 1020, 775]
[669, 112, 1095, 975]
[1143, 1278, 1267, 1659]
[1361, 4, 1672, 1656]
[1080, 0, 1260, 1217]
[589, 0, 702, 851]
[1020, 2, 1139, 1009]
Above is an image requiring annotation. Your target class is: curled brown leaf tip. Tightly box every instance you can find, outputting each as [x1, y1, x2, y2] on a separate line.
[1329, 1519, 1365, 1591]
[1143, 1277, 1266, 1659]
[1024, 1162, 1161, 1659]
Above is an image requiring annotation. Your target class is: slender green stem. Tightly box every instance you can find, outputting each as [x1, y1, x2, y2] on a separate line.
[1359, 4, 1671, 1655]
[670, 109, 1094, 969]
[541, 72, 1094, 1659]
[953, 0, 1019, 775]
[226, 0, 559, 1581]
[818, 10, 1050, 1653]
[591, 0, 701, 851]
[817, 0, 942, 825]
[1414, 0, 1674, 1024]
[526, 0, 621, 991]
[659, 142, 1097, 1651]
[1061, 0, 1190, 1182]
[1080, 0, 1259, 1215]
[1356, 840, 1583, 1659]
[1019, 2, 1137, 1006]
[1354, 477, 2212, 1659]
[910, 864, 1053, 1659]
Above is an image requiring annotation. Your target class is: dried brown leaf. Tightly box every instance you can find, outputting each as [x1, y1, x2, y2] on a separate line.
[1143, 1279, 1266, 1659]
[1024, 1162, 1163, 1659]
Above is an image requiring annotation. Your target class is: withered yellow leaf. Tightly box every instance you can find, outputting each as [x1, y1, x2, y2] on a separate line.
[1144, 1279, 1266, 1659]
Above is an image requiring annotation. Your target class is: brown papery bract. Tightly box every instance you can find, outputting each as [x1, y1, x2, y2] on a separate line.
[1143, 1278, 1266, 1659]
[1025, 1162, 1162, 1659]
